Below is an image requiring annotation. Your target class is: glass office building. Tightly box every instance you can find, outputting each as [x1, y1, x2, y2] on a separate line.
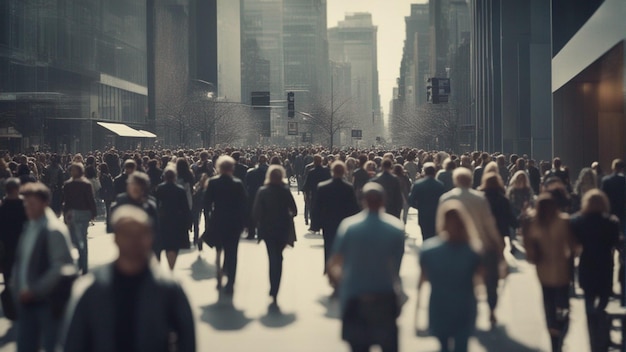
[0, 0, 149, 152]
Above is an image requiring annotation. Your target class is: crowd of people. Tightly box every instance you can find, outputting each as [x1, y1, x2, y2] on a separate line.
[0, 146, 624, 352]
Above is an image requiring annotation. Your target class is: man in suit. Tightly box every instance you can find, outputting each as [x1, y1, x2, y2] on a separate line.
[352, 154, 370, 201]
[303, 155, 331, 233]
[371, 158, 403, 219]
[408, 162, 445, 241]
[204, 156, 248, 295]
[602, 159, 626, 226]
[232, 151, 249, 187]
[113, 159, 137, 197]
[315, 161, 360, 275]
[59, 205, 195, 352]
[13, 182, 75, 351]
[244, 155, 268, 239]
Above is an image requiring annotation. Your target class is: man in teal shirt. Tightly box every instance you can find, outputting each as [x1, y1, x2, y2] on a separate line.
[328, 183, 405, 352]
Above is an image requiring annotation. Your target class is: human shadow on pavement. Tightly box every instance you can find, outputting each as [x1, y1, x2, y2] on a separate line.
[187, 255, 216, 281]
[474, 326, 541, 352]
[0, 324, 15, 347]
[259, 303, 297, 328]
[200, 293, 252, 331]
[317, 295, 341, 320]
[304, 234, 323, 240]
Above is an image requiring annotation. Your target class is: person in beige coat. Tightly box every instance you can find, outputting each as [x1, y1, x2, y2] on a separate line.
[439, 167, 505, 326]
[523, 194, 577, 352]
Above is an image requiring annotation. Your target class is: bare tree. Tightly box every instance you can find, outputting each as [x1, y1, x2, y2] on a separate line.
[394, 103, 460, 152]
[304, 93, 354, 149]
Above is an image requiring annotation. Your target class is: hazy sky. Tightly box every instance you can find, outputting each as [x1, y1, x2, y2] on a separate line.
[327, 0, 428, 116]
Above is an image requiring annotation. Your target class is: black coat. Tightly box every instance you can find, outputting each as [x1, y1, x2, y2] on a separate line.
[253, 184, 297, 245]
[113, 173, 129, 197]
[155, 182, 191, 250]
[484, 189, 518, 237]
[245, 164, 268, 202]
[315, 178, 359, 235]
[408, 177, 445, 239]
[203, 175, 248, 242]
[352, 168, 370, 195]
[234, 163, 249, 187]
[372, 171, 403, 218]
[601, 173, 626, 225]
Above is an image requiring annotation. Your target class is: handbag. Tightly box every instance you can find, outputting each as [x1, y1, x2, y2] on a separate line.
[1, 288, 17, 321]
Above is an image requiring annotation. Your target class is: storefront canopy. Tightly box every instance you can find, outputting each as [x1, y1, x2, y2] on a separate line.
[97, 122, 155, 138]
[0, 126, 22, 139]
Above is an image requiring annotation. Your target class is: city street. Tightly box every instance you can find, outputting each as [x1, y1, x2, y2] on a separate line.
[0, 188, 596, 351]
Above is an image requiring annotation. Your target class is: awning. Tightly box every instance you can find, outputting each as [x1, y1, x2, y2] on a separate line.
[138, 130, 157, 138]
[0, 126, 22, 139]
[97, 122, 150, 138]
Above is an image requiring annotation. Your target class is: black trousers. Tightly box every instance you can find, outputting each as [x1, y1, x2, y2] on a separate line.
[322, 229, 337, 272]
[541, 285, 570, 352]
[265, 239, 286, 297]
[223, 237, 240, 289]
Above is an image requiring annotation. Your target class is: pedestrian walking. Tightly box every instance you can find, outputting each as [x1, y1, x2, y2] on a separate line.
[409, 162, 445, 241]
[108, 172, 158, 240]
[245, 155, 269, 240]
[302, 155, 331, 233]
[252, 165, 297, 305]
[393, 164, 412, 225]
[315, 161, 360, 278]
[436, 158, 456, 192]
[113, 159, 137, 197]
[98, 163, 114, 221]
[371, 158, 403, 219]
[155, 167, 192, 270]
[13, 182, 75, 352]
[523, 194, 577, 352]
[58, 205, 195, 352]
[328, 183, 405, 352]
[204, 156, 248, 295]
[419, 199, 483, 352]
[62, 163, 96, 273]
[0, 178, 27, 286]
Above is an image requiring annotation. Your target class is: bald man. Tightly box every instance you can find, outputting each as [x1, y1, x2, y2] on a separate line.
[315, 161, 360, 275]
[59, 205, 195, 352]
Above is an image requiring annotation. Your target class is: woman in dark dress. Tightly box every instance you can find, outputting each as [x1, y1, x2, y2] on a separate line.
[253, 165, 297, 305]
[155, 167, 191, 270]
[570, 189, 620, 351]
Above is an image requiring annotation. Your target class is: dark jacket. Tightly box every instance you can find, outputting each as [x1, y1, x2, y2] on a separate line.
[570, 213, 620, 291]
[155, 182, 192, 250]
[234, 163, 249, 187]
[245, 164, 268, 203]
[62, 178, 97, 218]
[303, 165, 331, 196]
[352, 168, 370, 195]
[0, 198, 27, 275]
[408, 177, 445, 239]
[601, 173, 626, 225]
[252, 184, 297, 246]
[484, 189, 518, 237]
[99, 173, 114, 202]
[113, 173, 129, 197]
[107, 194, 158, 234]
[59, 261, 195, 352]
[315, 178, 359, 235]
[372, 171, 403, 218]
[204, 175, 248, 238]
[147, 167, 163, 195]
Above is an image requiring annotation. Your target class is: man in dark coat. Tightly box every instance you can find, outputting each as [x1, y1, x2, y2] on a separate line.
[371, 158, 403, 219]
[108, 172, 158, 240]
[408, 162, 445, 241]
[204, 156, 248, 295]
[315, 161, 359, 273]
[59, 205, 195, 352]
[302, 155, 331, 233]
[155, 167, 191, 270]
[244, 155, 268, 239]
[232, 152, 249, 186]
[0, 178, 27, 284]
[352, 154, 370, 201]
[113, 159, 137, 197]
[602, 159, 626, 226]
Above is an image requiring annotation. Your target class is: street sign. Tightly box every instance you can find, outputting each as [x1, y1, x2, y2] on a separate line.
[301, 132, 312, 143]
[351, 129, 362, 139]
[288, 122, 298, 135]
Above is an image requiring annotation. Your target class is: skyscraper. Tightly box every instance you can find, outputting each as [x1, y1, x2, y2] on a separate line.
[328, 13, 381, 144]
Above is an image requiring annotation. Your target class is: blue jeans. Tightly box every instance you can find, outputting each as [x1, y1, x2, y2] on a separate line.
[17, 303, 58, 352]
[67, 209, 91, 273]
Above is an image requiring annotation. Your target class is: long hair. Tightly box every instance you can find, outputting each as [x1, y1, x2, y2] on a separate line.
[574, 167, 597, 196]
[581, 189, 610, 215]
[479, 172, 505, 194]
[534, 194, 560, 226]
[264, 165, 287, 186]
[507, 170, 533, 196]
[436, 200, 483, 253]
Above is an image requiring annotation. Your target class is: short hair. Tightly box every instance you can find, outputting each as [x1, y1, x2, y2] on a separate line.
[216, 155, 235, 173]
[127, 172, 150, 190]
[70, 162, 85, 177]
[264, 165, 286, 185]
[581, 189, 611, 215]
[20, 182, 51, 203]
[231, 151, 241, 162]
[124, 159, 137, 169]
[362, 182, 385, 207]
[612, 159, 625, 171]
[423, 162, 437, 176]
[4, 177, 20, 194]
[110, 205, 153, 231]
[331, 160, 346, 178]
[381, 158, 393, 170]
[453, 167, 473, 188]
[163, 166, 177, 182]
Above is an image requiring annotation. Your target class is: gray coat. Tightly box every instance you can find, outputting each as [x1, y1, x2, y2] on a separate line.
[58, 260, 195, 352]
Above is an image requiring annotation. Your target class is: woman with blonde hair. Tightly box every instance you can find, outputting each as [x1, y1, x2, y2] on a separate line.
[253, 165, 298, 305]
[523, 194, 577, 352]
[507, 170, 535, 248]
[572, 167, 598, 212]
[570, 189, 620, 351]
[419, 200, 483, 352]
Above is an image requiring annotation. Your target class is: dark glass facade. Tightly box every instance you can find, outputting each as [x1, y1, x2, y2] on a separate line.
[0, 0, 148, 153]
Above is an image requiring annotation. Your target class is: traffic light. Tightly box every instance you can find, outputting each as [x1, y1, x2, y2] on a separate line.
[287, 92, 295, 118]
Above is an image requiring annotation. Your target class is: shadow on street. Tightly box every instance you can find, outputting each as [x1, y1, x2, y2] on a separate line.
[186, 255, 217, 281]
[200, 294, 252, 331]
[318, 295, 341, 320]
[474, 326, 541, 352]
[259, 303, 297, 328]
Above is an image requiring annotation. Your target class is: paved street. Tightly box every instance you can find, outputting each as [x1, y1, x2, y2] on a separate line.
[0, 188, 598, 351]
